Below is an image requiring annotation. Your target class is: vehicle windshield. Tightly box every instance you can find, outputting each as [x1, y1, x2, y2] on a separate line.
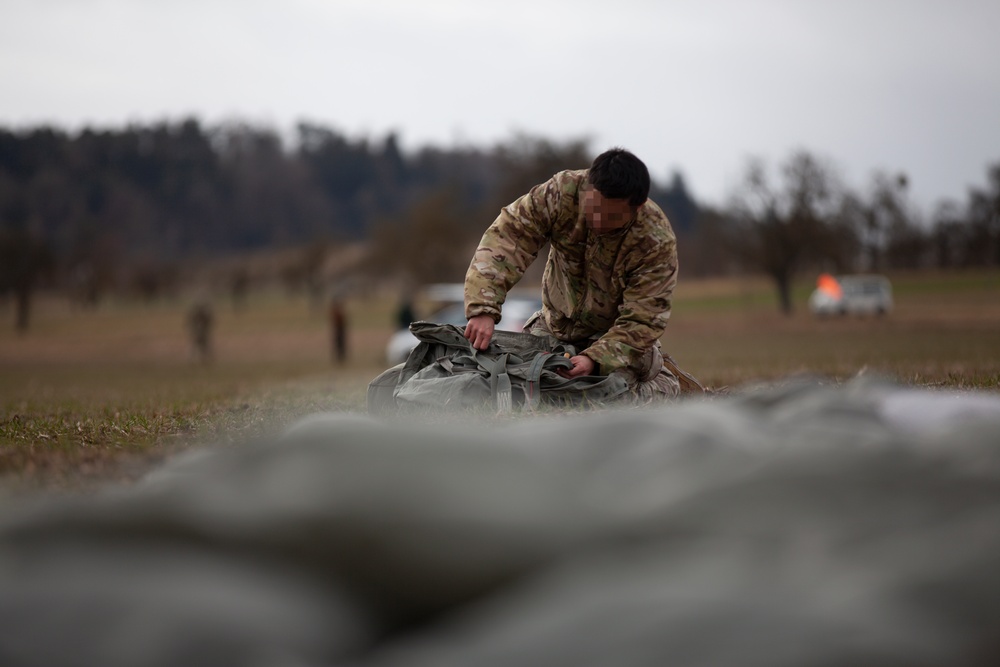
[839, 277, 889, 296]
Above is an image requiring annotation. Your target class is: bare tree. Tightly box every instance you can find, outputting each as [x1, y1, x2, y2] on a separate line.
[860, 172, 916, 270]
[966, 163, 1000, 267]
[729, 152, 843, 315]
[930, 201, 967, 269]
[928, 163, 999, 269]
[367, 188, 475, 286]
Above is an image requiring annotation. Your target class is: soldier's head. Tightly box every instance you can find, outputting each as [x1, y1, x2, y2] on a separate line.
[584, 148, 650, 233]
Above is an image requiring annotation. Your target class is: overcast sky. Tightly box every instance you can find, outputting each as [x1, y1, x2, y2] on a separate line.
[2, 0, 998, 211]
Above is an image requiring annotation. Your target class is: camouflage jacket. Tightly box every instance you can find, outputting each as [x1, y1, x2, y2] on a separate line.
[465, 169, 678, 374]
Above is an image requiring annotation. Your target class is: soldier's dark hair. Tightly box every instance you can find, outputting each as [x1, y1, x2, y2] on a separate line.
[588, 148, 650, 207]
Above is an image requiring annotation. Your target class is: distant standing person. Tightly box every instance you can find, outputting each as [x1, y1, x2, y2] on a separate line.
[396, 294, 416, 330]
[187, 300, 214, 364]
[329, 297, 347, 364]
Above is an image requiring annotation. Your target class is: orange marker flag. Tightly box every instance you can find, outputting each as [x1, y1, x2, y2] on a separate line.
[817, 273, 843, 299]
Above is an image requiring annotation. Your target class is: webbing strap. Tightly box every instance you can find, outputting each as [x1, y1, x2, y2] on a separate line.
[523, 352, 554, 411]
[485, 352, 512, 414]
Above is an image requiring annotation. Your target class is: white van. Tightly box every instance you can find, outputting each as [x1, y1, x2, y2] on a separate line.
[808, 274, 893, 317]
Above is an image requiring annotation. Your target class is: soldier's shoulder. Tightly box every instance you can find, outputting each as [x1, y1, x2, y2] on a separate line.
[550, 169, 588, 196]
[635, 198, 676, 243]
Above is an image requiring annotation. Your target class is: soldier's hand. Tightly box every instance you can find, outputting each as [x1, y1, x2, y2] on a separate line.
[558, 354, 595, 379]
[464, 314, 495, 351]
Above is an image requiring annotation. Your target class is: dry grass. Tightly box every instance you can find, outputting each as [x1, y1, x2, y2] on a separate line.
[668, 269, 1000, 389]
[1, 270, 998, 491]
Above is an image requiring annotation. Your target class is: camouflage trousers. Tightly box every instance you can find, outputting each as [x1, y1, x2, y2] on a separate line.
[523, 311, 681, 403]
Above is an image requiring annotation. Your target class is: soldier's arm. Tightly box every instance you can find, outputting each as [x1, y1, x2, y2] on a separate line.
[464, 176, 562, 322]
[583, 238, 678, 373]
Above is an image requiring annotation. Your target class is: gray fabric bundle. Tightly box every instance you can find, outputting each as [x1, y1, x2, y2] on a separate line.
[2, 378, 1000, 666]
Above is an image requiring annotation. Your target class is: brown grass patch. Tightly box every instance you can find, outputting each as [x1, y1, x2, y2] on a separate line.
[1, 270, 998, 491]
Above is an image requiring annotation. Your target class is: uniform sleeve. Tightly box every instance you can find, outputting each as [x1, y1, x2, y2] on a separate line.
[464, 176, 563, 322]
[582, 236, 678, 373]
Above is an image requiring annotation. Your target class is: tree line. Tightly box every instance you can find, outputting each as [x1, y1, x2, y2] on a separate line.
[1, 118, 997, 329]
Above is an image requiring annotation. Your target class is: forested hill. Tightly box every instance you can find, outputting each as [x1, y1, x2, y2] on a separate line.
[0, 119, 701, 261]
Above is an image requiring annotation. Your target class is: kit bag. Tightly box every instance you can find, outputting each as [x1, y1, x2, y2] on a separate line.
[367, 322, 629, 415]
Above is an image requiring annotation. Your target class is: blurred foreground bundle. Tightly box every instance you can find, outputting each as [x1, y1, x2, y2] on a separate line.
[2, 379, 1000, 666]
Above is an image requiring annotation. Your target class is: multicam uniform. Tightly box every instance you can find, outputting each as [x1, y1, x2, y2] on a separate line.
[465, 169, 681, 400]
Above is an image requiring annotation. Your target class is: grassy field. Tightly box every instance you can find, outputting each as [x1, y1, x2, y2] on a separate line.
[1, 269, 998, 492]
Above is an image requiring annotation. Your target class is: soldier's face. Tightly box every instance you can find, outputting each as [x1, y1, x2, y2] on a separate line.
[583, 186, 635, 233]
